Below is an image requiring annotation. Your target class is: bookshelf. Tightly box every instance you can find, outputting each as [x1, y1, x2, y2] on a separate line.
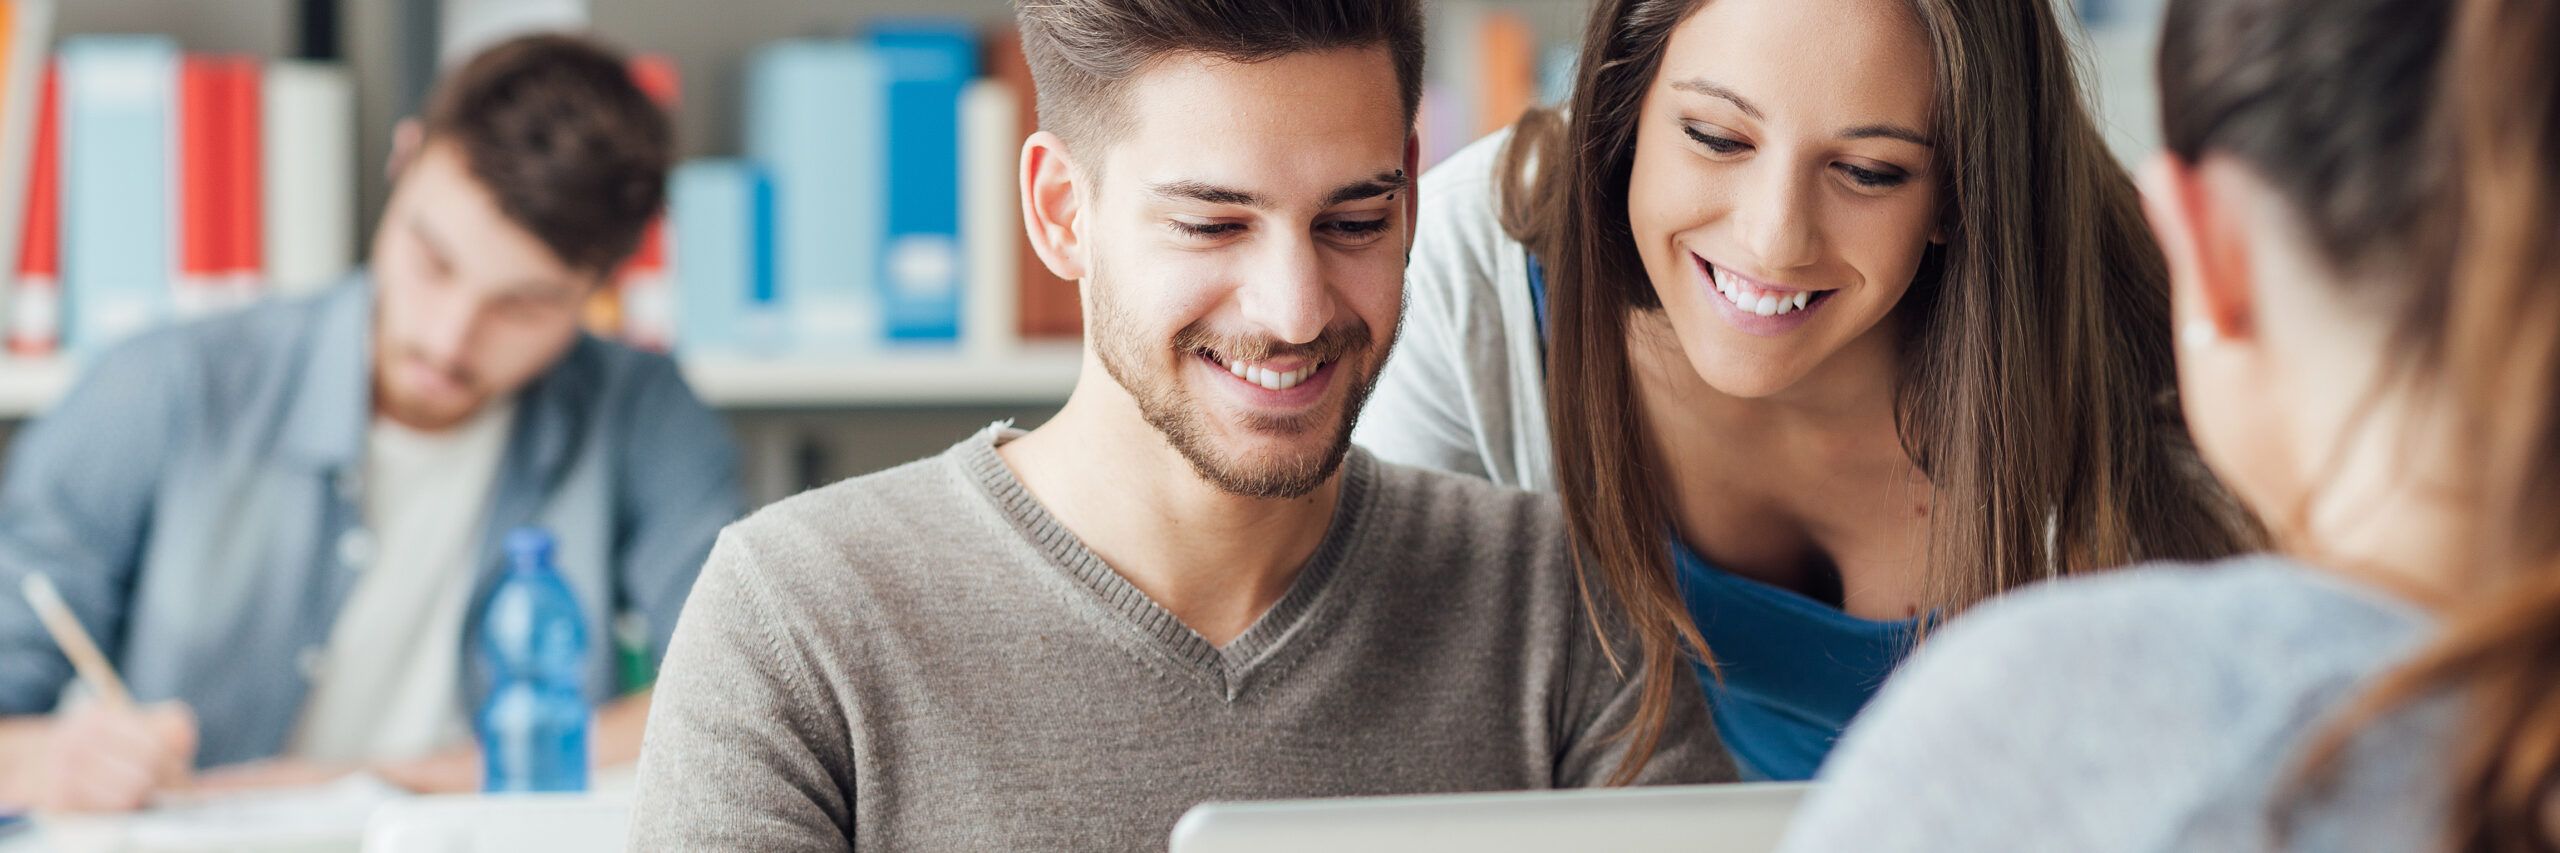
[0, 348, 1085, 418]
[15, 0, 1636, 496]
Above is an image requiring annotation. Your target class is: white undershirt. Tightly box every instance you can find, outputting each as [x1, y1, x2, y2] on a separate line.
[288, 400, 517, 764]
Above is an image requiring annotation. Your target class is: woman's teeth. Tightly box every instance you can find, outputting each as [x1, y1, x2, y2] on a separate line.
[1227, 359, 1321, 391]
[1712, 266, 1816, 317]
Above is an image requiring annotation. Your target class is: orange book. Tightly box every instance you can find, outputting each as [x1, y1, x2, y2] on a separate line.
[986, 26, 1080, 342]
[1476, 13, 1538, 137]
[0, 3, 13, 126]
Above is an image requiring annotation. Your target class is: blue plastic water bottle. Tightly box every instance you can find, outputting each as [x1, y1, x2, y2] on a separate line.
[478, 527, 590, 792]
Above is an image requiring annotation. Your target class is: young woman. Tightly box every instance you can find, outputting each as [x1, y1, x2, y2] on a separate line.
[1357, 0, 2257, 780]
[1780, 0, 2559, 847]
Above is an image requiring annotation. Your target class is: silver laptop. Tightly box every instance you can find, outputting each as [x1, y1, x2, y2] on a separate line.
[1169, 782, 1811, 853]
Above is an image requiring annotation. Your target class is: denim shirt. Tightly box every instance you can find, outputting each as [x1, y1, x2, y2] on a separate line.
[0, 276, 744, 766]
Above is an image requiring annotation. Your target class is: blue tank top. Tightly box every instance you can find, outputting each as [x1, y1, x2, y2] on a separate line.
[1528, 255, 1918, 781]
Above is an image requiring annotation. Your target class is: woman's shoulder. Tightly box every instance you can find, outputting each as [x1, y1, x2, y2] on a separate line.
[1778, 557, 2438, 851]
[1952, 556, 2429, 662]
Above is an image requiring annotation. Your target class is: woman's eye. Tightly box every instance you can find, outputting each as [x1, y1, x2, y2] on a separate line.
[1169, 220, 1244, 239]
[1838, 163, 1910, 189]
[1683, 125, 1749, 155]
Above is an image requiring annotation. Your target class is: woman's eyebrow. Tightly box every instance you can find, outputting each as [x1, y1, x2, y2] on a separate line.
[1669, 77, 1762, 119]
[1672, 76, 1931, 148]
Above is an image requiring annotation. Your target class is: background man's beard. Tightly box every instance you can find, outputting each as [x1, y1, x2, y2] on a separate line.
[1090, 290, 1380, 501]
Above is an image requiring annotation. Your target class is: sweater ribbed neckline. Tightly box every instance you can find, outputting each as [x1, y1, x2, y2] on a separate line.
[955, 423, 1375, 698]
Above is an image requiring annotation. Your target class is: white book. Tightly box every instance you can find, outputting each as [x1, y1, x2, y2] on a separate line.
[0, 0, 55, 334]
[263, 60, 355, 296]
[958, 78, 1018, 362]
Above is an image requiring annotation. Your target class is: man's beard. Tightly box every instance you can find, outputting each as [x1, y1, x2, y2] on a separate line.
[1090, 283, 1385, 501]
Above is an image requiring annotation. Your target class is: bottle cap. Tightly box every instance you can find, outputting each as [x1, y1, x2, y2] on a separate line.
[504, 527, 556, 574]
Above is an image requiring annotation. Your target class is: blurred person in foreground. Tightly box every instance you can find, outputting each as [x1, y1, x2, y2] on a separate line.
[1779, 0, 2560, 848]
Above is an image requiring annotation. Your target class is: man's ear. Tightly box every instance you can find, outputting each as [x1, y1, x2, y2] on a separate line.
[1020, 130, 1090, 282]
[2139, 152, 2256, 347]
[388, 118, 424, 182]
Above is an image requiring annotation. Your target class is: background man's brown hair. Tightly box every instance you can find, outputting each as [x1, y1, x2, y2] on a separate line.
[1012, 0, 1426, 160]
[421, 32, 673, 278]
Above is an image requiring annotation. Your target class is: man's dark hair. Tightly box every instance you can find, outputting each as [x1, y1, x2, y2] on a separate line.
[421, 33, 672, 277]
[1014, 0, 1425, 159]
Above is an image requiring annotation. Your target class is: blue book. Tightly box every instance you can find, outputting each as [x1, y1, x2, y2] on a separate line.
[60, 36, 179, 353]
[671, 160, 777, 358]
[866, 22, 977, 345]
[746, 39, 882, 355]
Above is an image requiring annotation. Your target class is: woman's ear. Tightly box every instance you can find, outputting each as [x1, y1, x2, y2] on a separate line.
[2140, 153, 2257, 349]
[1020, 130, 1091, 282]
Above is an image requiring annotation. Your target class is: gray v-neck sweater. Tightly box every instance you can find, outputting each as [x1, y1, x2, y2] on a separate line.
[630, 425, 1733, 851]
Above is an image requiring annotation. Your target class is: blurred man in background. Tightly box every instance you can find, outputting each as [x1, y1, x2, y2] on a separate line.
[0, 32, 740, 811]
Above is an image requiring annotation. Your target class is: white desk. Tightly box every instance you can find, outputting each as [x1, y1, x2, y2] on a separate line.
[0, 768, 637, 853]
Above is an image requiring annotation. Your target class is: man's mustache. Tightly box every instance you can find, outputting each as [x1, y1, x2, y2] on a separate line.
[1172, 321, 1373, 363]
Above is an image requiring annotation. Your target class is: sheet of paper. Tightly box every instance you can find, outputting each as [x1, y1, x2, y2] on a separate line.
[30, 774, 407, 853]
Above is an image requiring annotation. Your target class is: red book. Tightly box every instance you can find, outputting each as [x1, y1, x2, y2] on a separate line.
[220, 57, 262, 304]
[176, 55, 224, 318]
[614, 54, 679, 351]
[9, 62, 58, 357]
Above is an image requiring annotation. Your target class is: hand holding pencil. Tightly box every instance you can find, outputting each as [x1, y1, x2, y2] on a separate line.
[6, 573, 197, 813]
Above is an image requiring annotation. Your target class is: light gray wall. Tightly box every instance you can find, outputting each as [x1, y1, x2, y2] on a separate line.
[55, 0, 295, 54]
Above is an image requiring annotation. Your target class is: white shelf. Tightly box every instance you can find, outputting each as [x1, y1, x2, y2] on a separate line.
[0, 346, 1085, 418]
[681, 347, 1084, 409]
[0, 358, 67, 418]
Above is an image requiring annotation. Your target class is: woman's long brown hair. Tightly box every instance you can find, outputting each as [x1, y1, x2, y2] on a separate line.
[2276, 0, 2560, 848]
[1505, 0, 2263, 782]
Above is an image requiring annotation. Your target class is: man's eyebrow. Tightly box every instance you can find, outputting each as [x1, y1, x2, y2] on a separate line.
[1149, 180, 1263, 208]
[1147, 170, 1413, 211]
[406, 215, 453, 259]
[1323, 171, 1412, 208]
[496, 280, 579, 302]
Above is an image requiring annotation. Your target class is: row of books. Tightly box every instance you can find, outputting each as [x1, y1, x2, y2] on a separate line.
[0, 0, 359, 358]
[666, 21, 1071, 360]
[664, 8, 1578, 360]
[0, 3, 1581, 364]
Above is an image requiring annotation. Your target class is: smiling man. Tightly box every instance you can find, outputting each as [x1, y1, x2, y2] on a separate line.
[0, 34, 740, 811]
[628, 2, 1730, 850]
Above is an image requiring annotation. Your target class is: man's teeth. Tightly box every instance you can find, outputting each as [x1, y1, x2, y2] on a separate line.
[1226, 359, 1321, 391]
[1712, 266, 1816, 317]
